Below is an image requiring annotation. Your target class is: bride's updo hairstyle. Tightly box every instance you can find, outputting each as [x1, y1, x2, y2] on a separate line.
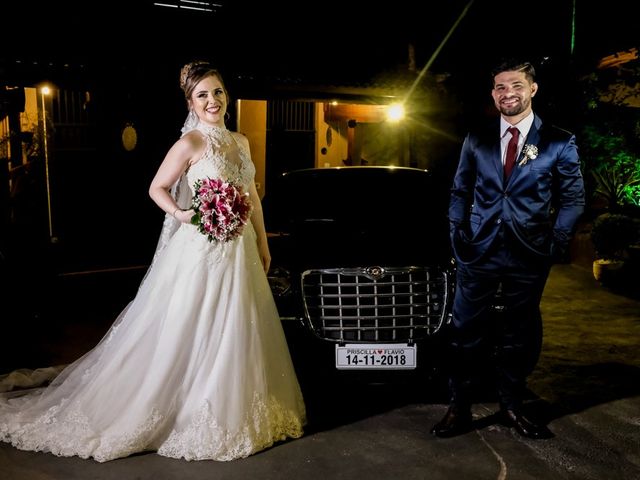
[179, 60, 228, 101]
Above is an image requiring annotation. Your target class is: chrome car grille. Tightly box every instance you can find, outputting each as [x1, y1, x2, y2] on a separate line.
[301, 266, 450, 342]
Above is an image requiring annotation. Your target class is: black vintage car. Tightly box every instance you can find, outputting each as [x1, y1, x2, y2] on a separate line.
[265, 166, 454, 381]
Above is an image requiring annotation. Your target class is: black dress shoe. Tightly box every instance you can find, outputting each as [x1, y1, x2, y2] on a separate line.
[430, 406, 473, 438]
[501, 409, 554, 439]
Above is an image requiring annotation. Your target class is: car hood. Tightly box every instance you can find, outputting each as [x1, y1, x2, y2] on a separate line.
[265, 166, 451, 269]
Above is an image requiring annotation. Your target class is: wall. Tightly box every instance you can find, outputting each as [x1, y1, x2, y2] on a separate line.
[315, 103, 347, 168]
[236, 99, 267, 198]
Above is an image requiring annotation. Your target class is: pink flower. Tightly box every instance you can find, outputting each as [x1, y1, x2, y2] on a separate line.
[190, 178, 252, 243]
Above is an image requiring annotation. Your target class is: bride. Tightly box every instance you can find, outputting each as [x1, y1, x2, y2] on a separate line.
[0, 61, 306, 462]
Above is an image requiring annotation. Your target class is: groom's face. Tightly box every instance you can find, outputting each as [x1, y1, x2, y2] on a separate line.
[491, 70, 538, 119]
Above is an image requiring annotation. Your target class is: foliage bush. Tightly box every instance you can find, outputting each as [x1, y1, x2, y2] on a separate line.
[578, 63, 640, 211]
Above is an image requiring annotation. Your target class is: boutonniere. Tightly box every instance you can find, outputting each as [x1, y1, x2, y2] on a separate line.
[519, 144, 538, 166]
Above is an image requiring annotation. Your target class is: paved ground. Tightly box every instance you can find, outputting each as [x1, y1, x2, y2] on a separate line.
[1, 263, 639, 479]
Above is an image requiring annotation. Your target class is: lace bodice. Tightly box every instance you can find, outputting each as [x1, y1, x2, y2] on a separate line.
[186, 124, 255, 193]
[148, 123, 256, 268]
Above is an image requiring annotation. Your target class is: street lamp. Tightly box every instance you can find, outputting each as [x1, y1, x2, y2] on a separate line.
[41, 86, 56, 242]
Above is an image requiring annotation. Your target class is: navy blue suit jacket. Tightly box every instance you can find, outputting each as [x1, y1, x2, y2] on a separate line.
[449, 115, 585, 265]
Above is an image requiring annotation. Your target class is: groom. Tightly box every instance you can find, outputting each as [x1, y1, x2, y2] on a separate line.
[432, 59, 585, 439]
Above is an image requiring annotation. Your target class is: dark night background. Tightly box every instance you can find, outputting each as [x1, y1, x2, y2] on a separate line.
[3, 0, 638, 117]
[4, 0, 637, 131]
[4, 0, 637, 81]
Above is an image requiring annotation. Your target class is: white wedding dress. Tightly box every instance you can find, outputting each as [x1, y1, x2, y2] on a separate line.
[0, 123, 306, 462]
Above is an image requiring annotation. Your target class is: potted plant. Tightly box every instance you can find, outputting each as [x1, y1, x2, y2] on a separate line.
[591, 213, 639, 283]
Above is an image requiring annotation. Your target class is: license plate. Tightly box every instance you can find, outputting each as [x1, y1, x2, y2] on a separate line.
[335, 344, 417, 370]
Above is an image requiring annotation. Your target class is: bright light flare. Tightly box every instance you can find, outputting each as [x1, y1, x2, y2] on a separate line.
[386, 103, 405, 122]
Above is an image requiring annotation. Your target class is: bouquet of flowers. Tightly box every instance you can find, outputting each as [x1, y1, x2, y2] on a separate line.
[190, 177, 252, 243]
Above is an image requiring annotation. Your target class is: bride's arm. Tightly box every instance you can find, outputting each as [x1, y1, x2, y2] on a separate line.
[248, 179, 271, 273]
[149, 133, 203, 223]
[237, 134, 271, 273]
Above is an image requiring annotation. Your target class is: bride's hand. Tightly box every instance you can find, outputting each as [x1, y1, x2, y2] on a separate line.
[258, 242, 271, 273]
[174, 209, 195, 224]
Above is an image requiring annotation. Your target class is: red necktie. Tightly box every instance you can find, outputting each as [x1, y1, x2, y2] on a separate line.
[504, 127, 519, 179]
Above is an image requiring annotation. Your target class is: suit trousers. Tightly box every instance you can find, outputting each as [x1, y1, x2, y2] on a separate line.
[449, 227, 551, 410]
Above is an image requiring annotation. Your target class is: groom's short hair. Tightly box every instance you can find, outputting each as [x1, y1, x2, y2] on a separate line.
[491, 59, 537, 85]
